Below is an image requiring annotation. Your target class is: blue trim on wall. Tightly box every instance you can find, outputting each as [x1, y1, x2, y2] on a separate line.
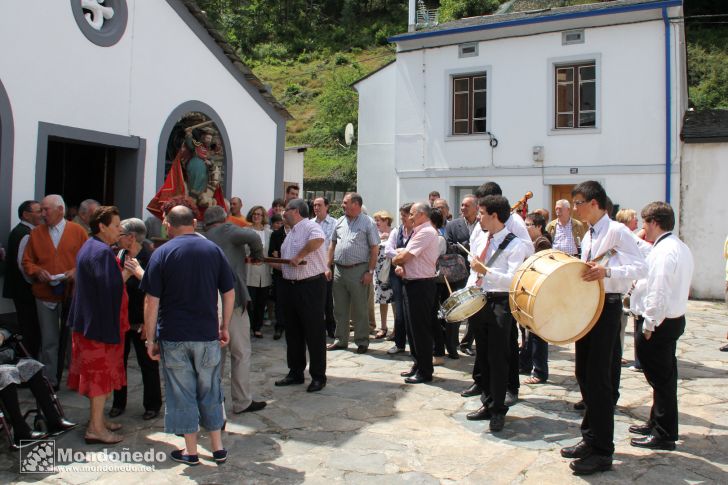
[662, 7, 672, 204]
[389, 0, 682, 42]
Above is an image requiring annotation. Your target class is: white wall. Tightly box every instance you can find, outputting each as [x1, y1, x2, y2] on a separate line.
[283, 149, 304, 192]
[680, 143, 728, 299]
[356, 63, 398, 218]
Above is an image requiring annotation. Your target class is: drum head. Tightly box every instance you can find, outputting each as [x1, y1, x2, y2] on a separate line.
[531, 261, 604, 344]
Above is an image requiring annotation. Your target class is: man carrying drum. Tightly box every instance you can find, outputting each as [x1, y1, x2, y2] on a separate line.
[464, 195, 530, 433]
[560, 181, 646, 475]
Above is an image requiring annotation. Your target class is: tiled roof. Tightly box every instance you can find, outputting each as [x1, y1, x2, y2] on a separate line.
[682, 109, 728, 143]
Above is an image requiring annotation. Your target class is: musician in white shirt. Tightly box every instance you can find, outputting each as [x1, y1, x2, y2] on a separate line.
[628, 202, 693, 451]
[560, 181, 647, 476]
[463, 196, 530, 433]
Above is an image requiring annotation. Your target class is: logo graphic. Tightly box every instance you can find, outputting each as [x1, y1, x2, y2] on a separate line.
[19, 439, 55, 473]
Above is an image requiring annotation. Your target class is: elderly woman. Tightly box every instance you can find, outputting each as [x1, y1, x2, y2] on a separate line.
[372, 211, 394, 339]
[246, 206, 273, 339]
[67, 206, 129, 444]
[0, 322, 77, 448]
[109, 218, 162, 420]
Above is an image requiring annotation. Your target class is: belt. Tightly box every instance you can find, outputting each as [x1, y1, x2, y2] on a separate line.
[335, 262, 366, 269]
[284, 273, 325, 285]
[605, 293, 622, 303]
[485, 292, 509, 300]
[402, 277, 435, 285]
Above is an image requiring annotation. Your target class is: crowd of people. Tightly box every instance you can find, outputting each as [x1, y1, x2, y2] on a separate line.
[0, 178, 703, 475]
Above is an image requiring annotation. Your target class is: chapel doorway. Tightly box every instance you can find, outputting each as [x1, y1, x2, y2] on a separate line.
[550, 184, 579, 221]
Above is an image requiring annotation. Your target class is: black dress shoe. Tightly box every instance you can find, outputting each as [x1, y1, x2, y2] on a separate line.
[400, 366, 418, 377]
[569, 454, 612, 475]
[307, 379, 326, 392]
[275, 375, 304, 386]
[489, 414, 505, 432]
[235, 401, 267, 414]
[356, 345, 368, 354]
[273, 329, 283, 340]
[561, 440, 593, 459]
[48, 418, 78, 436]
[504, 390, 518, 407]
[447, 352, 460, 360]
[466, 405, 491, 421]
[460, 346, 475, 356]
[630, 435, 676, 450]
[628, 424, 652, 436]
[460, 383, 482, 397]
[108, 407, 124, 418]
[326, 343, 347, 351]
[573, 400, 586, 411]
[14, 430, 48, 448]
[142, 410, 160, 420]
[404, 372, 432, 384]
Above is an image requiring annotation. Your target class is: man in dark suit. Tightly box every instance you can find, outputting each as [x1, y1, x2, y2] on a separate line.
[2, 200, 43, 357]
[445, 194, 479, 357]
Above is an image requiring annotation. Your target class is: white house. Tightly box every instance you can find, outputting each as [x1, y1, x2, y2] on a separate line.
[355, 0, 685, 233]
[0, 0, 290, 312]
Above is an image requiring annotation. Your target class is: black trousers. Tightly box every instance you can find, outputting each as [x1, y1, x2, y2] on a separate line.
[0, 371, 61, 439]
[112, 328, 162, 412]
[472, 307, 519, 394]
[272, 272, 286, 332]
[470, 297, 513, 415]
[282, 275, 327, 381]
[636, 315, 685, 441]
[389, 273, 407, 350]
[247, 285, 270, 332]
[575, 298, 622, 456]
[325, 279, 336, 336]
[402, 278, 437, 379]
[13, 297, 41, 359]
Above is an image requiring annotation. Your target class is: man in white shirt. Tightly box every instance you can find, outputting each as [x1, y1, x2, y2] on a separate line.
[464, 195, 530, 433]
[560, 181, 647, 475]
[628, 202, 693, 451]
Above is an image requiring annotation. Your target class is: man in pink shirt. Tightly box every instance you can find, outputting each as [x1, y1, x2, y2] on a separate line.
[392, 202, 440, 384]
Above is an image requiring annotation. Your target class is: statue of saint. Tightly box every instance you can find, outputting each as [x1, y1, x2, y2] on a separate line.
[183, 126, 214, 199]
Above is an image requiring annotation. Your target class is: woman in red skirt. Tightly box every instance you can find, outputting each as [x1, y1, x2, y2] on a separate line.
[67, 206, 129, 444]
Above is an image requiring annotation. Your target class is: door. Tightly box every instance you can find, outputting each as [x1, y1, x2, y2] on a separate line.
[550, 184, 580, 222]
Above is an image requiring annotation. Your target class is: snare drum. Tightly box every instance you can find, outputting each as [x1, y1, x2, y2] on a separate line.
[438, 286, 486, 323]
[509, 249, 604, 344]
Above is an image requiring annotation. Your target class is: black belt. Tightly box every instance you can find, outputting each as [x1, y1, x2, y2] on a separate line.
[485, 292, 509, 300]
[335, 262, 366, 269]
[402, 277, 435, 285]
[284, 273, 325, 285]
[605, 292, 622, 303]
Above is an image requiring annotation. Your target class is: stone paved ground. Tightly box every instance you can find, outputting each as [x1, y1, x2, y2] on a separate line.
[2, 300, 727, 484]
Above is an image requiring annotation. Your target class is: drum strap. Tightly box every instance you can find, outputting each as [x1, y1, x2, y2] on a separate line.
[484, 233, 516, 267]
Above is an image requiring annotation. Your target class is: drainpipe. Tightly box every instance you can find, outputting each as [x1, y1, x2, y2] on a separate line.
[662, 6, 672, 203]
[409, 0, 416, 32]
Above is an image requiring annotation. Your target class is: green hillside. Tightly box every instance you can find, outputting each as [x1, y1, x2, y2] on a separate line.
[196, 0, 728, 192]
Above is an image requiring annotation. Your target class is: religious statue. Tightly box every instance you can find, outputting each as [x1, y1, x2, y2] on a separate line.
[183, 126, 214, 199]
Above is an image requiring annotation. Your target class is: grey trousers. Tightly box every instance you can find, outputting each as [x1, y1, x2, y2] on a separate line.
[35, 300, 62, 386]
[333, 264, 370, 347]
[220, 307, 253, 413]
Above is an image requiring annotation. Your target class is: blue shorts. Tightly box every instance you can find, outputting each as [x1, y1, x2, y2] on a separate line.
[160, 340, 224, 434]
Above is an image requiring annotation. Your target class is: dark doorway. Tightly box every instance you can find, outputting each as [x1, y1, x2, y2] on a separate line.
[46, 140, 116, 209]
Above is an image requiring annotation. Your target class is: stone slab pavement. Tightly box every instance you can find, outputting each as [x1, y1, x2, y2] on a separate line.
[2, 300, 727, 484]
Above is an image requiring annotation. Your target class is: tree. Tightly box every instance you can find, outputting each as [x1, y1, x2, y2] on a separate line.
[439, 0, 503, 22]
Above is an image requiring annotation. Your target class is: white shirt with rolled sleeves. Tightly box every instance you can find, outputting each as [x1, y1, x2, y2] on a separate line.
[580, 214, 647, 294]
[470, 227, 530, 293]
[281, 218, 328, 280]
[470, 213, 534, 259]
[631, 233, 693, 332]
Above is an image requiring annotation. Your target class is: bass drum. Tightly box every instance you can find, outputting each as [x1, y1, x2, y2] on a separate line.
[509, 249, 604, 345]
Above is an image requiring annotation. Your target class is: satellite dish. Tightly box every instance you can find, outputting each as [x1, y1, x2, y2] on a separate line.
[344, 123, 355, 146]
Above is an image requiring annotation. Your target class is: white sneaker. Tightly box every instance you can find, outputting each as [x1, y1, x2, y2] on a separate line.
[387, 345, 405, 355]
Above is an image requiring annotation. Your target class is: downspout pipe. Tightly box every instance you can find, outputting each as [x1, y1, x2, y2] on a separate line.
[663, 6, 672, 203]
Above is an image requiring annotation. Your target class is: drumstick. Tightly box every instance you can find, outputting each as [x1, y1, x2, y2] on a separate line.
[443, 274, 453, 295]
[457, 242, 491, 272]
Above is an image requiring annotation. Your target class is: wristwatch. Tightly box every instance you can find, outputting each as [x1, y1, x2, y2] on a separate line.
[605, 268, 612, 278]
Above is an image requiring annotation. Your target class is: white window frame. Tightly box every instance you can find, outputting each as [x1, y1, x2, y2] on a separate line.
[445, 65, 492, 140]
[547, 54, 601, 136]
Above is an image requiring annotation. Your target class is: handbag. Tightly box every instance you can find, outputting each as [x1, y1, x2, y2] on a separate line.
[435, 253, 469, 284]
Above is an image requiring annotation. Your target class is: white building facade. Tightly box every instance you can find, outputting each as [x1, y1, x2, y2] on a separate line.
[0, 0, 289, 312]
[356, 0, 685, 231]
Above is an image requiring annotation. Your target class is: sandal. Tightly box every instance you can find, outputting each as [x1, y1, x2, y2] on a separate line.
[374, 329, 388, 339]
[524, 376, 544, 385]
